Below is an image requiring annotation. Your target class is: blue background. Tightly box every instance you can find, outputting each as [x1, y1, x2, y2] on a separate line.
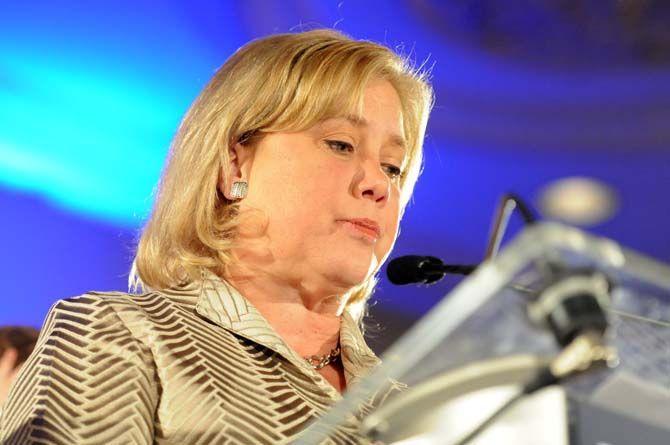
[2, 0, 669, 350]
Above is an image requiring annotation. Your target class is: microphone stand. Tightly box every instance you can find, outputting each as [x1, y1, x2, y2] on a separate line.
[386, 194, 539, 285]
[485, 192, 537, 260]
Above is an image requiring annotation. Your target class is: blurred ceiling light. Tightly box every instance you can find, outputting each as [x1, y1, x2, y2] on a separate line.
[539, 177, 618, 226]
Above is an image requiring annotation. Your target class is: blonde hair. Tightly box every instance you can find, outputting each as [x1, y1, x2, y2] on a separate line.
[132, 29, 433, 310]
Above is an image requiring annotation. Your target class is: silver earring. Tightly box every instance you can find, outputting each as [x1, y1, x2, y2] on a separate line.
[230, 181, 248, 200]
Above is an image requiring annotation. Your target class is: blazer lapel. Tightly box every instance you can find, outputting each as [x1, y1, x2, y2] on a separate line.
[194, 273, 384, 396]
[339, 311, 382, 387]
[194, 273, 338, 385]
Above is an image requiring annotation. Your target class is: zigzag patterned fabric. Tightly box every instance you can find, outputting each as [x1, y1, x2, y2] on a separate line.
[0, 276, 400, 444]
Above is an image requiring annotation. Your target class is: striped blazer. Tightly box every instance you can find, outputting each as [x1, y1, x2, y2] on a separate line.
[0, 275, 399, 444]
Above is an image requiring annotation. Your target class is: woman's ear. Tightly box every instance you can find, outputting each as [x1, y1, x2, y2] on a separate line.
[219, 141, 255, 200]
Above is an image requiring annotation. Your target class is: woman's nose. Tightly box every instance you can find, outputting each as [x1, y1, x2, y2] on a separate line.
[354, 159, 390, 204]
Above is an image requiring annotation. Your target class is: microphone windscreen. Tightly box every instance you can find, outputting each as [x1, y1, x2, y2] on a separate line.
[387, 255, 433, 285]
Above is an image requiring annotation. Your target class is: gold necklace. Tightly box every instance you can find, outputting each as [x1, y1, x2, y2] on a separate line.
[305, 346, 341, 370]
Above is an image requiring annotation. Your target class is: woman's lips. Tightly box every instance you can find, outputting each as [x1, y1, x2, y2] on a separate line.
[339, 219, 381, 243]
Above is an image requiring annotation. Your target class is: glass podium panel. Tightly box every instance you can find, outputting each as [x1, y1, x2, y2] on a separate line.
[295, 223, 670, 445]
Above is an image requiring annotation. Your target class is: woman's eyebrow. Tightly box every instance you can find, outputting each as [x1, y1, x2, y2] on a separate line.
[332, 114, 407, 151]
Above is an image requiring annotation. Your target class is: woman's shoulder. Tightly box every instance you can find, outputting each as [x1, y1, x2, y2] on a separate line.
[44, 287, 202, 334]
[31, 287, 205, 368]
[56, 285, 201, 310]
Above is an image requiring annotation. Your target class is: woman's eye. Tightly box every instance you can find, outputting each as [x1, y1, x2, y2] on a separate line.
[325, 139, 403, 179]
[326, 140, 354, 153]
[382, 164, 403, 179]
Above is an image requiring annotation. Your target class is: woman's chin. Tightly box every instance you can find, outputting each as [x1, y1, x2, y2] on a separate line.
[325, 256, 378, 288]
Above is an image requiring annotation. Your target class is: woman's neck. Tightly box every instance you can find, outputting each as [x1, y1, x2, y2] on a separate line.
[224, 271, 345, 358]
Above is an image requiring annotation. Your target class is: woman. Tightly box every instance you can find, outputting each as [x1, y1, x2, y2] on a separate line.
[0, 29, 433, 444]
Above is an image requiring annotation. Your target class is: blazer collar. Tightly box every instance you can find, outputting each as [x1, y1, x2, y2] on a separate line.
[193, 273, 380, 388]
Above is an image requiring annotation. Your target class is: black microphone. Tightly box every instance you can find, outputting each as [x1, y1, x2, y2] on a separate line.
[386, 255, 477, 285]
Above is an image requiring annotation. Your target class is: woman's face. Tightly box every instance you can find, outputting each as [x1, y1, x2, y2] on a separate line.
[231, 80, 407, 295]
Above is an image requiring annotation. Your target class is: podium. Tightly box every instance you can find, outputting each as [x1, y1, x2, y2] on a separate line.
[296, 223, 670, 445]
